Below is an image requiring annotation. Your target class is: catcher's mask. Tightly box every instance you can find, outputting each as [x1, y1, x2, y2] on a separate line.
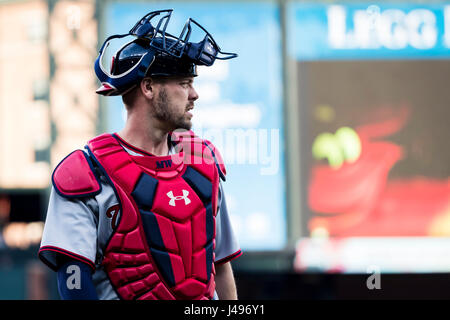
[95, 9, 237, 96]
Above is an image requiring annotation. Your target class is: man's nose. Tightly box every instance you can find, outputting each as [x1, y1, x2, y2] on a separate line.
[189, 86, 199, 102]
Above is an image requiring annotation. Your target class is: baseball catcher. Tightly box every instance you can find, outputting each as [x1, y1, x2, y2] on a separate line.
[38, 9, 242, 300]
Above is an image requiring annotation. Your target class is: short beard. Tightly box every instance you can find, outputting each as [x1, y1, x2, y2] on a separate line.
[154, 88, 192, 131]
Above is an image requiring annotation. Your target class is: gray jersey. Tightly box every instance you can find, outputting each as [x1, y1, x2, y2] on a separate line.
[39, 141, 241, 300]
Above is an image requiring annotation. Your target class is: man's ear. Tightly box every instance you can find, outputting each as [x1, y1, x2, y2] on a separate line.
[140, 78, 154, 99]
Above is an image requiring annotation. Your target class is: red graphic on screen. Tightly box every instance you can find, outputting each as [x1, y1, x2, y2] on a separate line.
[308, 106, 450, 236]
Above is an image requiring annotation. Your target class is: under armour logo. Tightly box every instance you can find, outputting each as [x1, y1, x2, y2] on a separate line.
[167, 190, 191, 206]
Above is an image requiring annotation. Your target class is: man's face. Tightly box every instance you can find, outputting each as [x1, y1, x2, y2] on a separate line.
[152, 76, 198, 131]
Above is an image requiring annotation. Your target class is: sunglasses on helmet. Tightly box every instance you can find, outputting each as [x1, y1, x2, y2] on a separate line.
[129, 9, 237, 66]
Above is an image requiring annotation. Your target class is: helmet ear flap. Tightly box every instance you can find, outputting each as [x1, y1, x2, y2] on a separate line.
[111, 42, 138, 75]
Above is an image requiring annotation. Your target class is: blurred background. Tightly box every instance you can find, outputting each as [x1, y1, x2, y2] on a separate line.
[0, 0, 449, 299]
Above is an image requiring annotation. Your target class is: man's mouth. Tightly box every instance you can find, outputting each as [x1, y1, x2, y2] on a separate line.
[186, 105, 194, 117]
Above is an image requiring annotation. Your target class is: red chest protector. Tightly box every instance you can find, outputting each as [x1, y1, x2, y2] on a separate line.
[84, 132, 224, 300]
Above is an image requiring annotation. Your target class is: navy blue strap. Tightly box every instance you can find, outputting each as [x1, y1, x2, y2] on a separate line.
[57, 260, 98, 300]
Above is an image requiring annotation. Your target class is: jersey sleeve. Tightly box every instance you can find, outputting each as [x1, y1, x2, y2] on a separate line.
[57, 261, 99, 300]
[214, 183, 242, 265]
[38, 187, 98, 272]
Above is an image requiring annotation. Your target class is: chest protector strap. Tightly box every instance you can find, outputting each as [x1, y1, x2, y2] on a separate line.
[86, 133, 221, 300]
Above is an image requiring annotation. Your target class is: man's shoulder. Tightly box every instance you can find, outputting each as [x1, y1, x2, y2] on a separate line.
[202, 138, 226, 181]
[170, 130, 227, 181]
[52, 149, 102, 199]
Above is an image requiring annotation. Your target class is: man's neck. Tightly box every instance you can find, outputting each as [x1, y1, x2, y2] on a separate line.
[118, 123, 171, 157]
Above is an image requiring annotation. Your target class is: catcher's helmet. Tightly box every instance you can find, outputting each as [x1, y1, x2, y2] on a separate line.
[94, 9, 237, 96]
